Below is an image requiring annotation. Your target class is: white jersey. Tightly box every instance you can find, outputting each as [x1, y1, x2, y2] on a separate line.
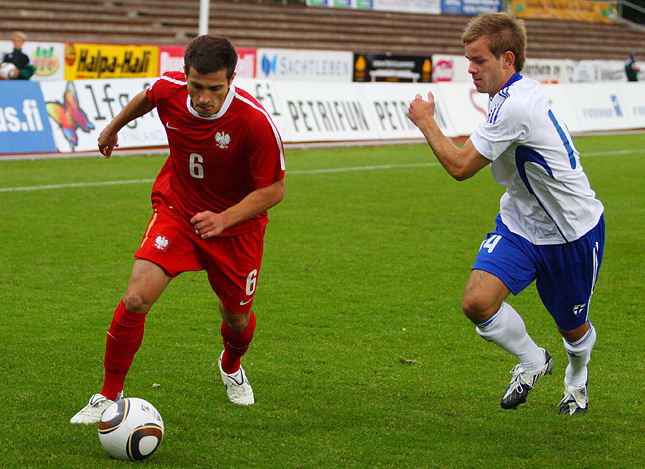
[470, 73, 604, 245]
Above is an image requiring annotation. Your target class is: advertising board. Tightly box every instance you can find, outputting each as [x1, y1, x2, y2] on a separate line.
[353, 53, 432, 83]
[64, 43, 159, 80]
[504, 0, 618, 23]
[0, 40, 65, 81]
[564, 83, 632, 131]
[256, 49, 353, 82]
[2, 76, 643, 157]
[40, 78, 166, 153]
[158, 46, 257, 78]
[441, 0, 501, 15]
[0, 81, 57, 154]
[618, 82, 645, 128]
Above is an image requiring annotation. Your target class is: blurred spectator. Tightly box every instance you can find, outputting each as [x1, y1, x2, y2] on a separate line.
[625, 52, 639, 82]
[1, 31, 35, 80]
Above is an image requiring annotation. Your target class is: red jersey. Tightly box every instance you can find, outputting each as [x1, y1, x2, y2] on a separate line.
[145, 71, 285, 236]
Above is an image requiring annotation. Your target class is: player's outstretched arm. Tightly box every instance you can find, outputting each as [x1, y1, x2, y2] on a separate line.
[408, 92, 489, 181]
[191, 179, 286, 239]
[98, 91, 156, 158]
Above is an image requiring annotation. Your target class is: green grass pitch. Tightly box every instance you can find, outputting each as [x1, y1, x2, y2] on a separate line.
[0, 133, 643, 467]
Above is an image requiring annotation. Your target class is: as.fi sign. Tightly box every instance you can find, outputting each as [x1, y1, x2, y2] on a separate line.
[0, 81, 56, 154]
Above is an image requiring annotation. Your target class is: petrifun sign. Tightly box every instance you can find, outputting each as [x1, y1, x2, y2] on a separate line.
[235, 78, 454, 142]
[271, 81, 377, 142]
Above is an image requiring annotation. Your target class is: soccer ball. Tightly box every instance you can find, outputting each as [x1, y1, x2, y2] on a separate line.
[98, 398, 164, 461]
[0, 62, 17, 79]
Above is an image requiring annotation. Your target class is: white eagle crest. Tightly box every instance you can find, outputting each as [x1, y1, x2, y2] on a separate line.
[215, 131, 231, 149]
[154, 235, 169, 251]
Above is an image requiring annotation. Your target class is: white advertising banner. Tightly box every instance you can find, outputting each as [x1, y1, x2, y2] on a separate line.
[306, 0, 441, 14]
[431, 56, 572, 84]
[361, 82, 455, 138]
[569, 60, 626, 82]
[432, 56, 573, 84]
[617, 82, 645, 128]
[0, 40, 65, 81]
[40, 78, 166, 153]
[433, 82, 489, 136]
[9, 77, 642, 158]
[541, 83, 581, 133]
[269, 81, 378, 142]
[256, 48, 353, 82]
[432, 55, 470, 83]
[235, 77, 290, 140]
[430, 55, 629, 84]
[373, 0, 441, 14]
[233, 78, 641, 141]
[237, 78, 456, 141]
[564, 83, 632, 131]
[522, 58, 569, 83]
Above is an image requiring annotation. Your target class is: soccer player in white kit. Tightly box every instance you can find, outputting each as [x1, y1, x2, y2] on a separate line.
[408, 12, 604, 415]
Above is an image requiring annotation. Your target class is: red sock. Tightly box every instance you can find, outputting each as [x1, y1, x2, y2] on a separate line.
[101, 301, 147, 400]
[220, 311, 256, 374]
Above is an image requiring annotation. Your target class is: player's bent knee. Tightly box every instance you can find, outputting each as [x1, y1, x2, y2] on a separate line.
[558, 322, 590, 343]
[220, 305, 250, 332]
[122, 291, 154, 314]
[462, 296, 499, 324]
[223, 315, 250, 333]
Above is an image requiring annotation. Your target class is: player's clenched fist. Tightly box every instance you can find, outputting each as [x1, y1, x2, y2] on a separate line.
[191, 211, 226, 239]
[407, 92, 437, 129]
[98, 127, 119, 158]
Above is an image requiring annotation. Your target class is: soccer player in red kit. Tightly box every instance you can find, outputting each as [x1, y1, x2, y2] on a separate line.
[71, 35, 285, 423]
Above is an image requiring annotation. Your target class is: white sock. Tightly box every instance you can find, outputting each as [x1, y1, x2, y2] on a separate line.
[476, 302, 545, 371]
[563, 322, 596, 388]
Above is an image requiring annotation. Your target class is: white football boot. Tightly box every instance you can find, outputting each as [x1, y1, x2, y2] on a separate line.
[70, 392, 122, 424]
[218, 351, 255, 405]
[500, 349, 553, 409]
[559, 379, 589, 415]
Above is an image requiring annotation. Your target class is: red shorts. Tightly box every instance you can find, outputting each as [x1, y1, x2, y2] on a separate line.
[135, 209, 265, 314]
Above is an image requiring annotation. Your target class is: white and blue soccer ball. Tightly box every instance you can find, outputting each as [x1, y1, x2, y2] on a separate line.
[98, 398, 164, 461]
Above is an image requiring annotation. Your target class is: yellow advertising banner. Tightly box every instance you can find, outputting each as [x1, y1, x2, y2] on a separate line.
[64, 43, 159, 80]
[504, 0, 618, 23]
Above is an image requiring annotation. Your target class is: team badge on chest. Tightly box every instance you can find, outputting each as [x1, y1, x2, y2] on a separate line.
[215, 131, 231, 149]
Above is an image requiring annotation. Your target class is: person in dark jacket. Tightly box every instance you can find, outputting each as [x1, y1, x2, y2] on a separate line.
[625, 52, 639, 82]
[1, 31, 35, 80]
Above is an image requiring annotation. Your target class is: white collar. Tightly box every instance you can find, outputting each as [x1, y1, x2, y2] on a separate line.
[185, 84, 236, 120]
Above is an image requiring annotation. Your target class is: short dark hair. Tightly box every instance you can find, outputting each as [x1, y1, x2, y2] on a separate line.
[461, 12, 527, 72]
[184, 35, 238, 78]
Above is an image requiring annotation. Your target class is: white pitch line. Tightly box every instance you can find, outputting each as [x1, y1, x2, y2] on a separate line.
[0, 163, 439, 192]
[288, 162, 440, 175]
[586, 149, 643, 157]
[0, 179, 155, 193]
[0, 148, 641, 193]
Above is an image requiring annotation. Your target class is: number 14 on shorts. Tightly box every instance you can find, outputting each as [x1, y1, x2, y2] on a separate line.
[480, 235, 502, 253]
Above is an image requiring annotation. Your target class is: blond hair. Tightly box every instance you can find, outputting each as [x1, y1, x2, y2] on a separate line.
[11, 31, 27, 42]
[461, 12, 526, 72]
